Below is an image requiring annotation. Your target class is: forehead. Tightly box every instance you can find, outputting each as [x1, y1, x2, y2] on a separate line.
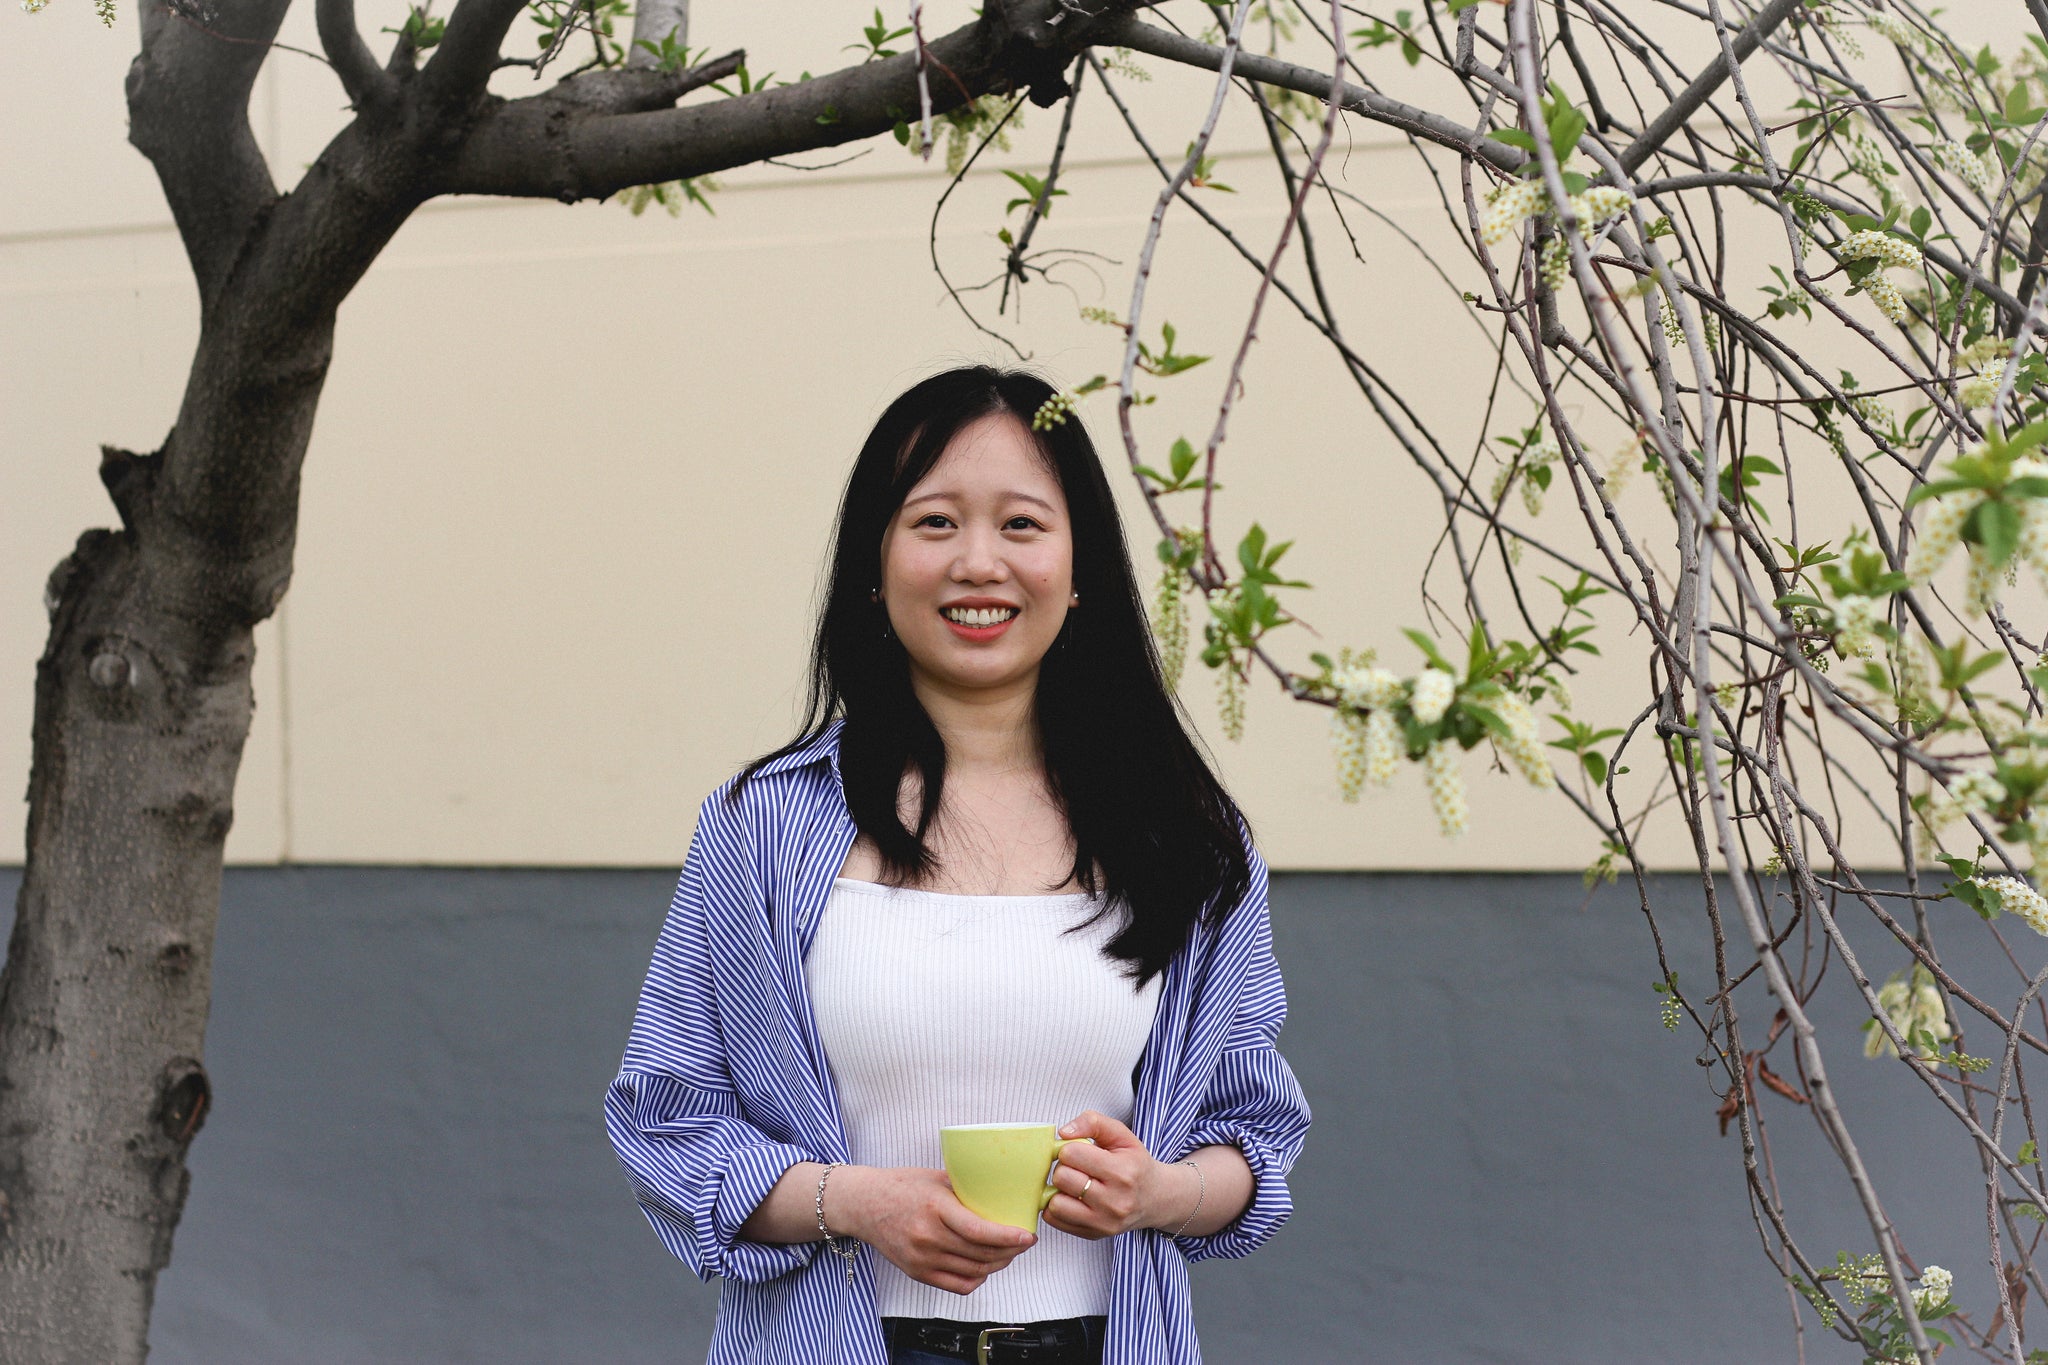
[908, 413, 1064, 499]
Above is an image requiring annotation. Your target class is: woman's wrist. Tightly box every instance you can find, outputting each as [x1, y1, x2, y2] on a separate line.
[818, 1162, 878, 1243]
[1139, 1154, 1204, 1233]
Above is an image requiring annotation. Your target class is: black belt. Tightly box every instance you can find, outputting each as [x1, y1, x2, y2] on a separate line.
[881, 1315, 1105, 1365]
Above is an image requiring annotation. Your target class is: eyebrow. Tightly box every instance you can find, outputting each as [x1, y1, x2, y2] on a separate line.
[902, 490, 1058, 513]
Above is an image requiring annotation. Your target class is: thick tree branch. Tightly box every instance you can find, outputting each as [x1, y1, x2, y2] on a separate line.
[316, 0, 393, 109]
[1617, 0, 1803, 174]
[422, 0, 531, 102]
[443, 0, 1128, 200]
[1103, 16, 1526, 174]
[127, 0, 288, 303]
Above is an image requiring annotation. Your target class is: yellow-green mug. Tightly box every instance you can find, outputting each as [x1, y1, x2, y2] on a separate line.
[940, 1123, 1095, 1232]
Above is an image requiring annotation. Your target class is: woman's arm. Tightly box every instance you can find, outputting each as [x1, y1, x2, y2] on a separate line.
[735, 1160, 1038, 1297]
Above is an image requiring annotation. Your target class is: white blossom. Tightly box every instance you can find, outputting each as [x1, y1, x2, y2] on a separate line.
[1976, 876, 2048, 937]
[1864, 9, 1918, 49]
[1948, 769, 2007, 815]
[2021, 499, 2048, 591]
[1538, 234, 1569, 292]
[1331, 711, 1369, 802]
[1863, 272, 1909, 324]
[1576, 185, 1632, 225]
[1490, 691, 1556, 789]
[1423, 738, 1469, 838]
[1965, 546, 2001, 616]
[1865, 964, 1953, 1059]
[1831, 594, 1882, 659]
[1480, 180, 1545, 246]
[1904, 490, 1985, 582]
[1913, 1265, 1954, 1313]
[1845, 392, 1891, 429]
[1931, 139, 1994, 197]
[1334, 665, 1401, 711]
[1841, 229, 1922, 270]
[1410, 668, 1457, 725]
[1959, 357, 2005, 410]
[1961, 336, 2010, 368]
[1363, 706, 1402, 788]
[1845, 130, 1892, 183]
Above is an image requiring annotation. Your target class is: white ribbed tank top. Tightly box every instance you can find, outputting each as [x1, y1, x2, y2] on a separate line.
[805, 876, 1164, 1322]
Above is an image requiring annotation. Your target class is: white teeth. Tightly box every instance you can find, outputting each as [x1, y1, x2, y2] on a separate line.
[943, 606, 1019, 627]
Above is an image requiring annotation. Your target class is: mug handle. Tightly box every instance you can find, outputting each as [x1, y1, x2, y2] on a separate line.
[1037, 1137, 1096, 1211]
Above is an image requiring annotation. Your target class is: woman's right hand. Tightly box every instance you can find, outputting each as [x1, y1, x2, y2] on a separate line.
[831, 1165, 1036, 1295]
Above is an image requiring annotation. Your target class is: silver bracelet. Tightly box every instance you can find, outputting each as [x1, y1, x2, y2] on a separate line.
[813, 1162, 861, 1285]
[1168, 1158, 1205, 1238]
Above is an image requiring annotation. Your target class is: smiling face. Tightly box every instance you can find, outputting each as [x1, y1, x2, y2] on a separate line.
[877, 412, 1077, 706]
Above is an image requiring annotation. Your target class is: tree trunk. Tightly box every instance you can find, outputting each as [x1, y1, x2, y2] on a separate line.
[0, 543, 251, 1363]
[0, 308, 336, 1361]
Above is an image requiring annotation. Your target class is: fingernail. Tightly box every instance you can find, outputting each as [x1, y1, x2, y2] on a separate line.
[1060, 1124, 1077, 1137]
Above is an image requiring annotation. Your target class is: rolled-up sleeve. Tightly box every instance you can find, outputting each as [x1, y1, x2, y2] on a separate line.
[604, 1069, 816, 1283]
[604, 787, 820, 1284]
[1170, 849, 1312, 1263]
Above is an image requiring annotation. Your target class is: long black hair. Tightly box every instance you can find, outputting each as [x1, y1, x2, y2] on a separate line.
[731, 364, 1252, 985]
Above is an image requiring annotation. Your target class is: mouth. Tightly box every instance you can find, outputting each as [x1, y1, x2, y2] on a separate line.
[939, 604, 1020, 639]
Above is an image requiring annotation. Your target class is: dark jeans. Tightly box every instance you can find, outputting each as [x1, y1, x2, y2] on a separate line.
[883, 1315, 1107, 1365]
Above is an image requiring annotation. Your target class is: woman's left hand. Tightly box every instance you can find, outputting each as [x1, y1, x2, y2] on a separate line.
[1040, 1111, 1176, 1240]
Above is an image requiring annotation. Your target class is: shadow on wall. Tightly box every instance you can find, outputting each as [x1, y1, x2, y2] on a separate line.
[0, 867, 1989, 1362]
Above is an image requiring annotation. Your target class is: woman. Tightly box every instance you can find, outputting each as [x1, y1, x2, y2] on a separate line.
[604, 365, 1310, 1365]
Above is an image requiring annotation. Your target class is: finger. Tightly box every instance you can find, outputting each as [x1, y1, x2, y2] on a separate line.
[1051, 1142, 1112, 1181]
[932, 1250, 1012, 1279]
[1040, 1196, 1110, 1240]
[937, 1202, 1038, 1250]
[943, 1235, 1028, 1266]
[927, 1270, 988, 1296]
[1061, 1110, 1141, 1149]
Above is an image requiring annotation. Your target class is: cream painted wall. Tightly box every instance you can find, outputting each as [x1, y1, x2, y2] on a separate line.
[1, 3, 2033, 871]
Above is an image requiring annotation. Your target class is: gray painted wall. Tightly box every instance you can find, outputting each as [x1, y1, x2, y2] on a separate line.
[0, 867, 2014, 1362]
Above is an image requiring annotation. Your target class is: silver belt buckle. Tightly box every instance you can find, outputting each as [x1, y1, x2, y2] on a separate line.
[976, 1325, 1027, 1365]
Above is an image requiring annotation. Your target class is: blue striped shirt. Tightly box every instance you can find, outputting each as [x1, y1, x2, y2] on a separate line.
[604, 718, 1311, 1364]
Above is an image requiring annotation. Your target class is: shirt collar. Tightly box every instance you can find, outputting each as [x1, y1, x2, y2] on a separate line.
[751, 716, 847, 779]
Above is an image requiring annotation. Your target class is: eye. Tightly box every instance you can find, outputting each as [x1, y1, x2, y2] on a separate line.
[914, 513, 954, 528]
[1006, 516, 1044, 531]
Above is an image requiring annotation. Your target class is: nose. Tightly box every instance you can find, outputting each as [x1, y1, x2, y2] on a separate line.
[950, 524, 1010, 583]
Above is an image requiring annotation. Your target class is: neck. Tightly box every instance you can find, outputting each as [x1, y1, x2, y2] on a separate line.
[907, 669, 1041, 775]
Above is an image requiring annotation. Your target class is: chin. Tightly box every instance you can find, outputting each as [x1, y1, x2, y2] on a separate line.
[921, 653, 1047, 690]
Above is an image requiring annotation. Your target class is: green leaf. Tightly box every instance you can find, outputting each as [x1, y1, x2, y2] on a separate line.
[1909, 205, 1932, 239]
[1403, 628, 1453, 673]
[1582, 751, 1608, 784]
[1969, 498, 2022, 564]
[1546, 104, 1588, 162]
[1238, 524, 1269, 575]
[1492, 128, 1538, 152]
[1466, 620, 1493, 681]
